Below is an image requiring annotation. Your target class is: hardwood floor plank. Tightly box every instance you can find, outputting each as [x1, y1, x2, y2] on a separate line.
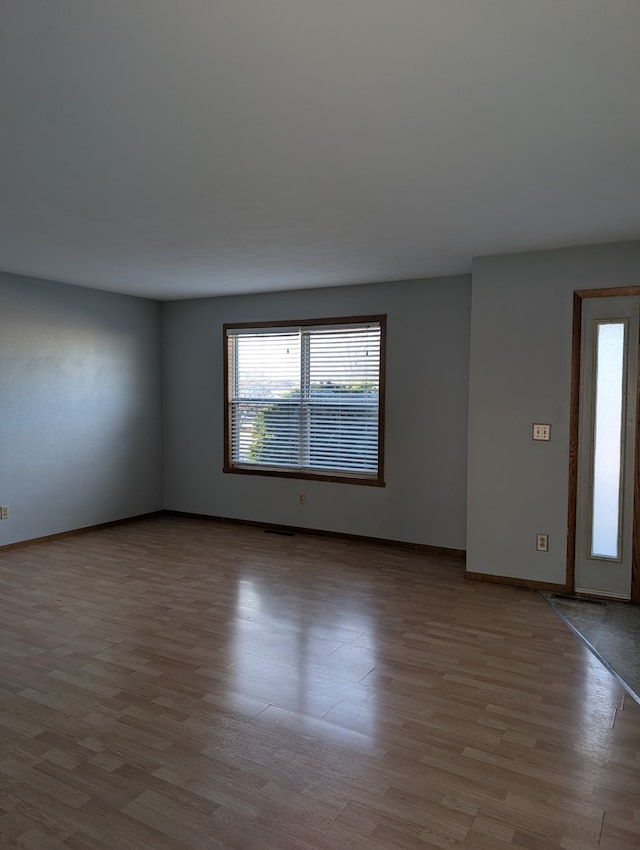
[0, 515, 638, 848]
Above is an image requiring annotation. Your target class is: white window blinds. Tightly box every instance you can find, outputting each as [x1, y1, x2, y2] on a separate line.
[225, 318, 384, 482]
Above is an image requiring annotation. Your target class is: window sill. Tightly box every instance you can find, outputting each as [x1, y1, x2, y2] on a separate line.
[223, 465, 385, 487]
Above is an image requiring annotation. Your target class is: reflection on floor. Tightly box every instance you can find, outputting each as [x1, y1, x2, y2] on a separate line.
[1, 516, 639, 848]
[541, 592, 640, 703]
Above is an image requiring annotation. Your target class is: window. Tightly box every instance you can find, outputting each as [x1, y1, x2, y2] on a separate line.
[224, 315, 385, 485]
[590, 320, 627, 560]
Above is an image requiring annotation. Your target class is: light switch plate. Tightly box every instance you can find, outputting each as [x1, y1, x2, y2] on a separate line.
[532, 423, 551, 441]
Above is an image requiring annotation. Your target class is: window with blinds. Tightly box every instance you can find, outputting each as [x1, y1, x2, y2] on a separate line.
[224, 316, 385, 485]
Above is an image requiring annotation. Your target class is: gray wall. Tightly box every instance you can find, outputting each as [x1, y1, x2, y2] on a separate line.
[8, 238, 637, 572]
[0, 273, 164, 546]
[467, 240, 640, 584]
[163, 276, 471, 550]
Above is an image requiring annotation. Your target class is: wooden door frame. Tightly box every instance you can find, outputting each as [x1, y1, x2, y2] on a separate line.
[567, 286, 640, 602]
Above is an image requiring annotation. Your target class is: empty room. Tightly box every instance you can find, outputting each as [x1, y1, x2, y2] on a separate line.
[1, 2, 639, 848]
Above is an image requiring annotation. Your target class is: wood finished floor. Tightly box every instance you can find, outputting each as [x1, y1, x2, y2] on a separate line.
[0, 516, 638, 849]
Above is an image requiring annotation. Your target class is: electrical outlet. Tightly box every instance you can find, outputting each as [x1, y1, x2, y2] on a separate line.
[298, 493, 305, 505]
[536, 533, 549, 552]
[0, 506, 8, 520]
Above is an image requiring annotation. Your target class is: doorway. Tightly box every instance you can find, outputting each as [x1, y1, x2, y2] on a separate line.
[568, 288, 640, 602]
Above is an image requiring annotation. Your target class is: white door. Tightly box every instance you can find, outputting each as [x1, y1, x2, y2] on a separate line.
[575, 296, 639, 598]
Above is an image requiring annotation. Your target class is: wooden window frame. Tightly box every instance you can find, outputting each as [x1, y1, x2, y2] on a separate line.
[223, 315, 386, 486]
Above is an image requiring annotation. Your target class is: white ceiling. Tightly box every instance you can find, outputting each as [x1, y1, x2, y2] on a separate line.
[1, 1, 639, 301]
